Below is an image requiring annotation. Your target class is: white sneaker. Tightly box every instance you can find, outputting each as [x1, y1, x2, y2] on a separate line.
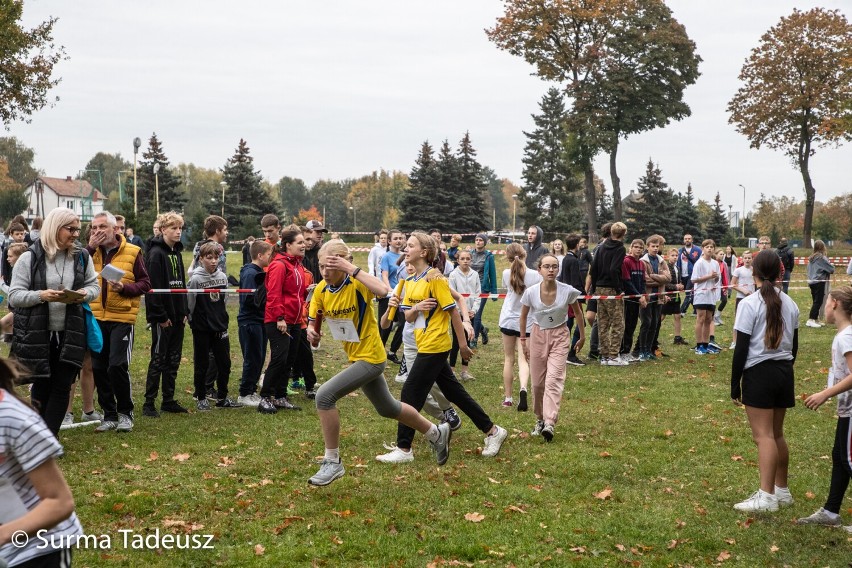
[797, 507, 841, 526]
[60, 412, 74, 429]
[482, 425, 508, 457]
[714, 313, 723, 326]
[237, 394, 262, 407]
[81, 409, 103, 422]
[729, 341, 736, 349]
[608, 357, 629, 366]
[625, 353, 641, 363]
[375, 445, 414, 463]
[394, 372, 408, 384]
[733, 489, 779, 512]
[116, 413, 133, 433]
[806, 319, 823, 328]
[531, 420, 544, 436]
[774, 486, 794, 507]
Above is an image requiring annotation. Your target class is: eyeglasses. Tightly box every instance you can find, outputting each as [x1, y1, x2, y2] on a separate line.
[541, 264, 560, 271]
[63, 226, 81, 235]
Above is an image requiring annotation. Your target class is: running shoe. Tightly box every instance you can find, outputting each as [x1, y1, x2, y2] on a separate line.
[796, 508, 841, 526]
[430, 422, 452, 466]
[376, 445, 414, 463]
[517, 390, 528, 412]
[305, 388, 318, 400]
[806, 319, 823, 328]
[95, 420, 118, 433]
[541, 423, 554, 443]
[309, 459, 345, 486]
[216, 397, 244, 408]
[196, 398, 212, 411]
[61, 413, 74, 429]
[273, 397, 302, 410]
[237, 394, 262, 407]
[81, 409, 103, 422]
[775, 486, 794, 507]
[442, 408, 462, 431]
[460, 370, 476, 381]
[482, 425, 508, 457]
[502, 399, 513, 408]
[161, 401, 189, 414]
[566, 353, 586, 366]
[673, 336, 689, 346]
[694, 346, 710, 355]
[531, 420, 544, 436]
[733, 489, 779, 512]
[116, 413, 133, 433]
[481, 326, 490, 345]
[387, 352, 401, 365]
[257, 397, 277, 414]
[142, 404, 160, 418]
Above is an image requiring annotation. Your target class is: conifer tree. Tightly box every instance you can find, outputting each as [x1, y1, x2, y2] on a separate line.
[221, 139, 278, 237]
[400, 141, 442, 231]
[626, 159, 680, 242]
[675, 183, 701, 239]
[455, 132, 488, 234]
[136, 133, 183, 229]
[706, 192, 730, 244]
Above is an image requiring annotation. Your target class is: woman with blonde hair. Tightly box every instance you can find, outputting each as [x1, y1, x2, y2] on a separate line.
[497, 242, 542, 409]
[550, 239, 566, 271]
[307, 239, 451, 485]
[807, 240, 835, 328]
[9, 207, 100, 435]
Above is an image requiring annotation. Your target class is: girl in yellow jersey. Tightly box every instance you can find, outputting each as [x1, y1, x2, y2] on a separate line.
[376, 232, 508, 463]
[306, 240, 451, 486]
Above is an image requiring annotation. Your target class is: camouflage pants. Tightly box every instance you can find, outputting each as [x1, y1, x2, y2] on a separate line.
[596, 288, 625, 360]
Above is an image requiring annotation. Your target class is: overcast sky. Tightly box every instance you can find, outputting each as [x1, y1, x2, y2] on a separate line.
[10, 0, 851, 218]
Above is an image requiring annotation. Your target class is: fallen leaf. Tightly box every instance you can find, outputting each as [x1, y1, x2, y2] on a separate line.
[217, 456, 235, 467]
[172, 453, 190, 462]
[725, 538, 736, 545]
[254, 544, 265, 556]
[147, 452, 159, 462]
[331, 535, 343, 545]
[805, 491, 816, 499]
[731, 455, 744, 461]
[505, 505, 527, 514]
[614, 544, 626, 552]
[599, 451, 612, 458]
[112, 503, 124, 511]
[464, 512, 485, 522]
[92, 492, 104, 498]
[675, 519, 686, 529]
[667, 539, 678, 550]
[487, 477, 501, 484]
[594, 487, 613, 500]
[717, 550, 731, 562]
[664, 429, 674, 437]
[123, 464, 141, 471]
[202, 472, 215, 480]
[770, 544, 779, 553]
[260, 479, 273, 486]
[163, 519, 187, 528]
[332, 510, 354, 518]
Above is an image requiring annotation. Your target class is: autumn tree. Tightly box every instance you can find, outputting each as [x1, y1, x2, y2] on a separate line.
[221, 139, 278, 238]
[727, 7, 852, 247]
[0, 136, 39, 187]
[0, 0, 66, 126]
[752, 194, 805, 242]
[346, 169, 408, 232]
[170, 163, 223, 241]
[310, 179, 351, 232]
[278, 176, 310, 221]
[0, 159, 27, 220]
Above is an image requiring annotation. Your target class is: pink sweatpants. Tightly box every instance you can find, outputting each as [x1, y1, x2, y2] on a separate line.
[529, 324, 570, 425]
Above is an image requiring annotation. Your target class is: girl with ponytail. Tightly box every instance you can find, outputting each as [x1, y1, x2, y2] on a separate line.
[497, 243, 542, 409]
[730, 250, 800, 513]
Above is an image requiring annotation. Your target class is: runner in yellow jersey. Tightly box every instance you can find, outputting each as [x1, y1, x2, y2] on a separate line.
[305, 239, 451, 486]
[376, 232, 508, 463]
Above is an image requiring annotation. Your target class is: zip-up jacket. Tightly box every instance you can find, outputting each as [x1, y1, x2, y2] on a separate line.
[558, 251, 583, 291]
[145, 236, 188, 324]
[622, 255, 646, 296]
[87, 235, 151, 323]
[641, 252, 671, 302]
[265, 252, 307, 325]
[524, 226, 547, 269]
[471, 249, 498, 294]
[589, 238, 626, 293]
[238, 262, 265, 325]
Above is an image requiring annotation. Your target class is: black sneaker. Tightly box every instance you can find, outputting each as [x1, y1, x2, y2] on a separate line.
[566, 352, 586, 366]
[196, 399, 212, 411]
[257, 396, 278, 414]
[387, 352, 401, 365]
[587, 351, 601, 361]
[305, 388, 317, 400]
[160, 401, 189, 414]
[517, 389, 528, 412]
[215, 397, 243, 408]
[673, 336, 689, 346]
[142, 403, 160, 418]
[481, 326, 489, 345]
[206, 388, 217, 401]
[442, 408, 462, 431]
[273, 397, 302, 411]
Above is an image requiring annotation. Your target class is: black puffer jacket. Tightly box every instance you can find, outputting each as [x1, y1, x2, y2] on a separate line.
[12, 241, 88, 379]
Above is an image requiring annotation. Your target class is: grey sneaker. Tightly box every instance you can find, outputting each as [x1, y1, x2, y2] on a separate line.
[775, 486, 794, 507]
[308, 459, 345, 486]
[196, 398, 212, 411]
[60, 412, 74, 429]
[237, 394, 262, 407]
[81, 409, 103, 422]
[797, 507, 841, 526]
[94, 420, 118, 433]
[542, 423, 554, 442]
[531, 420, 544, 436]
[116, 414, 133, 433]
[430, 422, 452, 466]
[482, 425, 508, 457]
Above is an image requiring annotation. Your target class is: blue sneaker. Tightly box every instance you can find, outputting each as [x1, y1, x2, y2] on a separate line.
[694, 346, 710, 355]
[638, 352, 652, 362]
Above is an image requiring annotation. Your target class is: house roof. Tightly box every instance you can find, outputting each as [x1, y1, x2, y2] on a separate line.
[35, 176, 105, 201]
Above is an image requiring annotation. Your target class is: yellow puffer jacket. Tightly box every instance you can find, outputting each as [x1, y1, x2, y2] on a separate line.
[91, 238, 142, 323]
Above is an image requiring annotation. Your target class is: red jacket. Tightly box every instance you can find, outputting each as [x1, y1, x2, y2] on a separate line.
[264, 252, 307, 325]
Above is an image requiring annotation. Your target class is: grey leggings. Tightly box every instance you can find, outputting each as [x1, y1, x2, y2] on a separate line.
[315, 360, 402, 418]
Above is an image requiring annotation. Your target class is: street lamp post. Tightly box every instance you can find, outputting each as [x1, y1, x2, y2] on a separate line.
[153, 162, 161, 216]
[349, 206, 357, 231]
[78, 169, 102, 222]
[511, 194, 518, 242]
[738, 184, 746, 238]
[132, 137, 141, 217]
[220, 181, 226, 218]
[118, 170, 132, 203]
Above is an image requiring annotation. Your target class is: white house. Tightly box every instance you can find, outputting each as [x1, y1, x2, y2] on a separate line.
[23, 176, 106, 222]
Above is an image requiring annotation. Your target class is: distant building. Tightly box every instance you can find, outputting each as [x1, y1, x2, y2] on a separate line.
[23, 176, 105, 222]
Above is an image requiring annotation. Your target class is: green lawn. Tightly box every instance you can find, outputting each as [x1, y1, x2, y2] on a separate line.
[7, 246, 852, 567]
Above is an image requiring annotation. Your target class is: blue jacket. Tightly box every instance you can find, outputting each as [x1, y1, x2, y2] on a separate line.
[238, 262, 265, 325]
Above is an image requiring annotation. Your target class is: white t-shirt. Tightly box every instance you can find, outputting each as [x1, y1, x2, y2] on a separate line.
[733, 288, 799, 369]
[498, 268, 542, 333]
[731, 265, 755, 300]
[520, 281, 582, 329]
[690, 257, 718, 306]
[830, 325, 852, 418]
[0, 389, 84, 567]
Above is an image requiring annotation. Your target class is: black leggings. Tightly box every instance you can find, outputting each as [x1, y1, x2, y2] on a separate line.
[32, 333, 79, 435]
[396, 351, 493, 450]
[809, 283, 826, 320]
[825, 417, 852, 514]
[449, 329, 470, 368]
[260, 323, 300, 398]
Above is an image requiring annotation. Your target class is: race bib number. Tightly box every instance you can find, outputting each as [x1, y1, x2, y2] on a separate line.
[327, 318, 360, 343]
[414, 313, 426, 329]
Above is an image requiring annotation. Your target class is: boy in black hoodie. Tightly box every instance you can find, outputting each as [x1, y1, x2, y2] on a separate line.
[189, 242, 241, 410]
[524, 225, 547, 269]
[559, 233, 586, 365]
[237, 240, 272, 406]
[143, 212, 190, 417]
[588, 222, 628, 366]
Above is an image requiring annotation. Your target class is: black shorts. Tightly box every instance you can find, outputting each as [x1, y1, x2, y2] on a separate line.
[661, 295, 681, 315]
[586, 299, 598, 313]
[693, 304, 715, 311]
[500, 327, 529, 338]
[742, 359, 795, 409]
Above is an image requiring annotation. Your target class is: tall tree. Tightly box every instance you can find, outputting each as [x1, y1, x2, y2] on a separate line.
[625, 159, 679, 243]
[400, 141, 443, 232]
[221, 138, 278, 238]
[674, 183, 701, 239]
[0, 159, 27, 220]
[278, 176, 310, 221]
[82, 152, 131, 211]
[578, 0, 701, 220]
[310, 179, 350, 231]
[346, 169, 409, 232]
[0, 0, 66, 126]
[483, 167, 510, 231]
[705, 192, 730, 244]
[135, 133, 183, 231]
[172, 163, 223, 242]
[727, 7, 852, 247]
[519, 88, 583, 234]
[0, 136, 39, 187]
[454, 132, 489, 234]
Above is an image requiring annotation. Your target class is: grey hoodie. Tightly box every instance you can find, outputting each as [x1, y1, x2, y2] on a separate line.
[524, 226, 547, 269]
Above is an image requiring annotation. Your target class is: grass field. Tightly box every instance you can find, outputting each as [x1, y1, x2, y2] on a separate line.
[7, 245, 852, 567]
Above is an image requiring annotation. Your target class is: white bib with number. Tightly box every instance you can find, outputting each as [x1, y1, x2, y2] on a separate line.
[326, 317, 360, 343]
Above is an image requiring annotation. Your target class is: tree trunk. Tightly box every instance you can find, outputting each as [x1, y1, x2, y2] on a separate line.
[609, 142, 622, 222]
[584, 163, 598, 244]
[800, 154, 815, 249]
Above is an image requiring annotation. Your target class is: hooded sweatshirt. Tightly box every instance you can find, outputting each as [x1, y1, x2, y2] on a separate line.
[238, 262, 266, 325]
[265, 252, 307, 325]
[188, 267, 229, 332]
[622, 254, 646, 296]
[145, 236, 189, 324]
[589, 238, 627, 293]
[524, 226, 547, 269]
